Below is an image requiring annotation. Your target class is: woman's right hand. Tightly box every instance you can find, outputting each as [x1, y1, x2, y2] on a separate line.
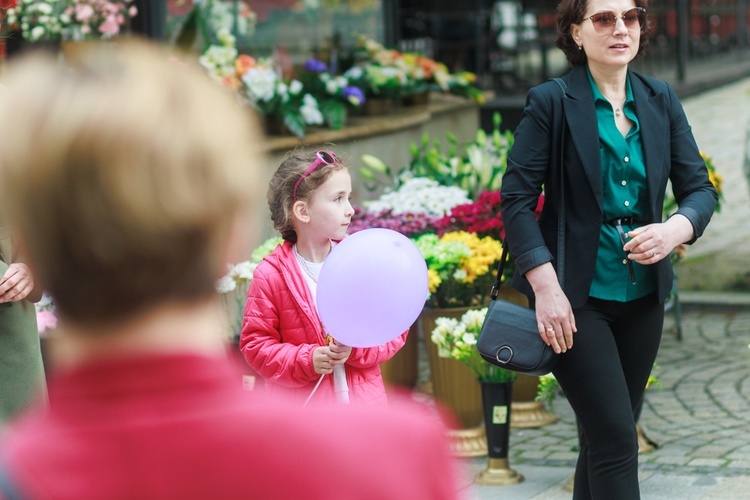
[525, 262, 576, 354]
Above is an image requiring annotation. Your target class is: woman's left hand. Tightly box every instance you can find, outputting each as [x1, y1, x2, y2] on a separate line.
[624, 215, 695, 264]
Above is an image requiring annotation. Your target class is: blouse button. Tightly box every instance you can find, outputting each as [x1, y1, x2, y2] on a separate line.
[622, 259, 627, 265]
[621, 180, 627, 186]
[624, 157, 630, 163]
[624, 200, 630, 207]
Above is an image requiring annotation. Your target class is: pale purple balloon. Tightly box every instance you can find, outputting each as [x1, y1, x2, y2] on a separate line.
[317, 228, 428, 347]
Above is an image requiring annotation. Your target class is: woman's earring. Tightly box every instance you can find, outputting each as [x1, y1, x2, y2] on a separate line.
[578, 45, 582, 51]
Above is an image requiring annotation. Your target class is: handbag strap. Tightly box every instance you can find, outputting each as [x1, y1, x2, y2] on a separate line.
[491, 77, 567, 299]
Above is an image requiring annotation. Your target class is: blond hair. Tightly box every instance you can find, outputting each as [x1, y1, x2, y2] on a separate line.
[268, 146, 346, 243]
[0, 40, 266, 325]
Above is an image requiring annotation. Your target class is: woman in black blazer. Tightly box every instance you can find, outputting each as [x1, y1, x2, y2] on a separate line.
[500, 0, 717, 498]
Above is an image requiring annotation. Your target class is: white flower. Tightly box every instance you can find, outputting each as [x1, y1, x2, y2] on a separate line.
[289, 80, 303, 95]
[344, 66, 364, 80]
[199, 45, 238, 72]
[365, 177, 470, 216]
[461, 333, 477, 346]
[325, 79, 339, 94]
[216, 27, 235, 47]
[30, 26, 46, 42]
[461, 308, 487, 331]
[231, 261, 256, 281]
[215, 275, 237, 294]
[300, 94, 324, 125]
[242, 67, 278, 102]
[453, 269, 468, 281]
[276, 82, 289, 102]
[34, 3, 52, 15]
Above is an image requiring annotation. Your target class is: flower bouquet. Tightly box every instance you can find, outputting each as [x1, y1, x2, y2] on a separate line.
[431, 308, 514, 382]
[297, 57, 366, 130]
[414, 231, 502, 309]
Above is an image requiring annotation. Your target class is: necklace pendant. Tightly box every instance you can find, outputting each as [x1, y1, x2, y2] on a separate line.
[615, 107, 622, 117]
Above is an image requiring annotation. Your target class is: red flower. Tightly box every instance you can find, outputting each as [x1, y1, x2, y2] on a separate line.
[434, 190, 545, 241]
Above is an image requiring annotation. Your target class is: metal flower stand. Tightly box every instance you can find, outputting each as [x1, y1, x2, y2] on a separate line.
[474, 381, 524, 486]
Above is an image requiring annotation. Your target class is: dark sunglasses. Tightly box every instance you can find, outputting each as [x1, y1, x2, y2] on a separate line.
[292, 150, 339, 201]
[582, 7, 646, 33]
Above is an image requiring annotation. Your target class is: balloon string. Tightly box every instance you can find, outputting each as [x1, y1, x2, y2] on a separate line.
[303, 374, 326, 407]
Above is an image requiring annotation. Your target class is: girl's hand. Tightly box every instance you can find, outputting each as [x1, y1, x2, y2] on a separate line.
[329, 341, 352, 365]
[313, 346, 335, 375]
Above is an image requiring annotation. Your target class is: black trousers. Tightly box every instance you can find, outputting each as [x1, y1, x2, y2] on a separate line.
[553, 293, 663, 500]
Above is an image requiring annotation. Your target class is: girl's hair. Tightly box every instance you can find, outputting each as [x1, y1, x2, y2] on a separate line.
[556, 0, 652, 66]
[268, 146, 346, 243]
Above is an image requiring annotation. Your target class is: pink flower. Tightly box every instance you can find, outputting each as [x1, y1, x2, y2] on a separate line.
[75, 4, 95, 22]
[98, 15, 120, 36]
[37, 310, 58, 333]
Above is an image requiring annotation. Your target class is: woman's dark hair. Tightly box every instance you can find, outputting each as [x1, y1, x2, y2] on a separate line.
[556, 0, 652, 66]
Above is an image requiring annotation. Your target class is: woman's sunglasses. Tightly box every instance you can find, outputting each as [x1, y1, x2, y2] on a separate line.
[582, 7, 646, 33]
[293, 150, 339, 201]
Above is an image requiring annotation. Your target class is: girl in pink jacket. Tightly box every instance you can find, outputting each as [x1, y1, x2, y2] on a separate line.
[240, 148, 407, 405]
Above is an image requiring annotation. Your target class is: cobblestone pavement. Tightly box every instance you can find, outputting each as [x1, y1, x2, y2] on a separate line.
[458, 304, 750, 499]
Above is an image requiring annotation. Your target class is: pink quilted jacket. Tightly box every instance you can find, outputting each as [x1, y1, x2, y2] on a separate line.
[240, 241, 408, 405]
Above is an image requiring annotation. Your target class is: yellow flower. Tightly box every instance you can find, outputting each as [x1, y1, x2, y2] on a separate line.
[439, 231, 502, 283]
[708, 168, 723, 193]
[427, 268, 441, 293]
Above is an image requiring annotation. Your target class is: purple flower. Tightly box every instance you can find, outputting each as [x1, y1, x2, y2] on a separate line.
[349, 209, 438, 238]
[342, 85, 366, 106]
[304, 58, 328, 73]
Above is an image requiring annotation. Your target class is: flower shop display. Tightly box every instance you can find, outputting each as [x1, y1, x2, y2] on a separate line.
[2, 0, 138, 43]
[199, 31, 365, 137]
[349, 34, 484, 105]
[431, 308, 523, 485]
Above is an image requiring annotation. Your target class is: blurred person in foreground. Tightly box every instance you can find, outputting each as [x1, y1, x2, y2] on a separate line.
[0, 40, 460, 499]
[500, 0, 717, 498]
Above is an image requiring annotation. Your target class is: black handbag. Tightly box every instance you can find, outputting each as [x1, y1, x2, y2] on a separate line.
[477, 77, 568, 377]
[476, 246, 559, 376]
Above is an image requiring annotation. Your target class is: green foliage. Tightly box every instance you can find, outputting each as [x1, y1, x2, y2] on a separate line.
[358, 112, 513, 199]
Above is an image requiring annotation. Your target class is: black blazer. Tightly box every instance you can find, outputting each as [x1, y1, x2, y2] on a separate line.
[500, 64, 718, 307]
